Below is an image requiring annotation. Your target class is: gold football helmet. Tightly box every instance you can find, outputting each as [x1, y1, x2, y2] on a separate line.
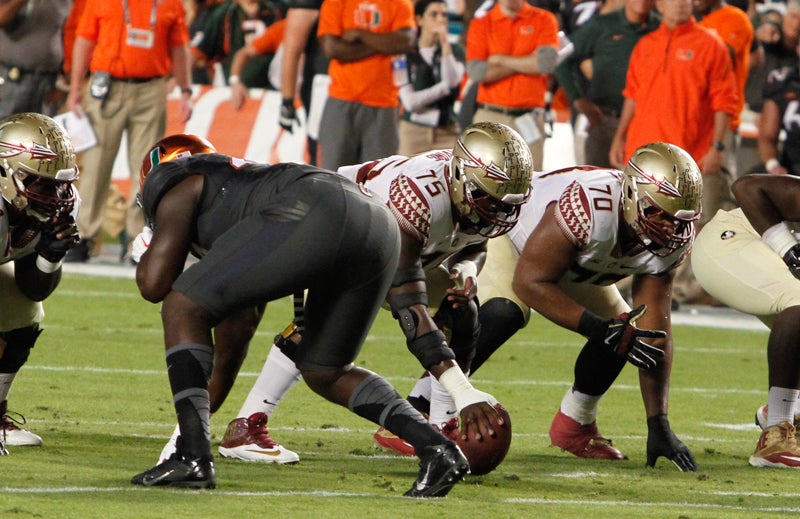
[0, 112, 78, 222]
[449, 122, 533, 238]
[139, 134, 216, 189]
[621, 142, 703, 256]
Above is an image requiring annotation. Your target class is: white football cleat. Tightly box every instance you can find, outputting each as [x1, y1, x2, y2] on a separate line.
[0, 401, 42, 446]
[218, 413, 299, 464]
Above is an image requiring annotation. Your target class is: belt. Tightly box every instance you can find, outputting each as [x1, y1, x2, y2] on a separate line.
[111, 76, 163, 84]
[477, 103, 538, 117]
[0, 64, 58, 80]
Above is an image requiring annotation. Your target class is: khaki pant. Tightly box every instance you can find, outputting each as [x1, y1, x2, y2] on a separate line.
[0, 263, 43, 332]
[76, 76, 168, 242]
[398, 120, 460, 156]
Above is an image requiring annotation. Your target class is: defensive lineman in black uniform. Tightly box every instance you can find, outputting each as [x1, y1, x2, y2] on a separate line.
[129, 136, 473, 496]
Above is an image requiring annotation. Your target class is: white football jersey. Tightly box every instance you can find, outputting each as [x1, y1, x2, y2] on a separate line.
[337, 150, 487, 268]
[507, 166, 688, 286]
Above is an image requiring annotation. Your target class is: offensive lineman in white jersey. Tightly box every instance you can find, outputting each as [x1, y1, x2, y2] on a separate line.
[0, 113, 81, 454]
[511, 142, 701, 471]
[155, 122, 534, 462]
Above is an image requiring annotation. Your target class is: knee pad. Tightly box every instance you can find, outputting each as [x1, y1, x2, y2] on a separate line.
[407, 329, 455, 370]
[433, 298, 479, 365]
[0, 324, 42, 373]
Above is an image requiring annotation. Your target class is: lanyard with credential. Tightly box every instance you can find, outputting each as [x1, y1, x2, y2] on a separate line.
[122, 0, 158, 49]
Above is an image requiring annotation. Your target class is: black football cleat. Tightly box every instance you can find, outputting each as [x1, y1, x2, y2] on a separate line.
[131, 452, 216, 489]
[404, 443, 469, 498]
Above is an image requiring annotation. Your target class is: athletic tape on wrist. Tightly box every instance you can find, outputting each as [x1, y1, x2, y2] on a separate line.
[36, 255, 62, 274]
[761, 221, 797, 257]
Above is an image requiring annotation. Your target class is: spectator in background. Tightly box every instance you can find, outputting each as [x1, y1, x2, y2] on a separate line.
[555, 0, 658, 168]
[192, 0, 287, 88]
[0, 0, 71, 119]
[65, 0, 193, 263]
[758, 38, 800, 176]
[746, 0, 800, 114]
[278, 0, 329, 166]
[183, 0, 222, 84]
[316, 0, 416, 171]
[228, 18, 286, 109]
[465, 0, 559, 171]
[610, 0, 738, 223]
[397, 0, 466, 156]
[695, 0, 755, 177]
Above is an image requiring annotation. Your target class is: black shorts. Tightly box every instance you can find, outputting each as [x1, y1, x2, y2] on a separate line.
[174, 174, 400, 370]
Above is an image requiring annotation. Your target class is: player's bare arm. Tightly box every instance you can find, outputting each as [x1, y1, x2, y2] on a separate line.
[732, 174, 800, 232]
[512, 202, 585, 330]
[136, 176, 200, 303]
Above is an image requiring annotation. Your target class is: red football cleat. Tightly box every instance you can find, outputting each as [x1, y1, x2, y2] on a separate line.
[373, 426, 416, 456]
[549, 409, 625, 460]
[433, 417, 460, 443]
[749, 421, 800, 468]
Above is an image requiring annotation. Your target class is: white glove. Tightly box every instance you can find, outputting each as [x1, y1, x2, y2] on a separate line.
[130, 226, 153, 264]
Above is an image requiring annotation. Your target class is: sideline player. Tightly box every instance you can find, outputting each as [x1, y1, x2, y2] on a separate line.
[130, 135, 504, 494]
[0, 113, 81, 453]
[692, 174, 800, 468]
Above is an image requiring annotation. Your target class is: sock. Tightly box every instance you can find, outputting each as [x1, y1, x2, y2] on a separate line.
[238, 344, 301, 418]
[470, 298, 526, 374]
[429, 374, 459, 426]
[574, 337, 627, 396]
[348, 373, 444, 452]
[166, 343, 214, 460]
[559, 387, 602, 425]
[767, 386, 800, 427]
[0, 372, 16, 402]
[407, 372, 431, 415]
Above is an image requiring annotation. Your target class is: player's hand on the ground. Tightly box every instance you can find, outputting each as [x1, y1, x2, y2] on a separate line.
[646, 415, 697, 472]
[782, 243, 800, 280]
[602, 305, 666, 370]
[36, 216, 80, 262]
[130, 226, 153, 264]
[459, 400, 503, 442]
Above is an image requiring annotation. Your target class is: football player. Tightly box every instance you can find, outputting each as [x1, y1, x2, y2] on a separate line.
[152, 122, 534, 461]
[130, 135, 506, 495]
[0, 112, 81, 454]
[692, 174, 800, 468]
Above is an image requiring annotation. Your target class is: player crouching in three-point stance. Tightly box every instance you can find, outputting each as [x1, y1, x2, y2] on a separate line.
[511, 142, 701, 471]
[0, 113, 80, 455]
[130, 135, 502, 496]
[692, 174, 800, 468]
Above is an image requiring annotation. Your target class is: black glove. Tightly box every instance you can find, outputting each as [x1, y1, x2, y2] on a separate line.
[783, 243, 800, 280]
[579, 305, 666, 370]
[278, 98, 296, 133]
[646, 415, 698, 472]
[35, 216, 80, 262]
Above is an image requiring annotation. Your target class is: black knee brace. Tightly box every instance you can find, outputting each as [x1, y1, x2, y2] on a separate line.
[407, 329, 455, 370]
[0, 324, 42, 373]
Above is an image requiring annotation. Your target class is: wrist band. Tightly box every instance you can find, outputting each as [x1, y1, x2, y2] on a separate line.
[228, 75, 240, 85]
[451, 261, 478, 289]
[761, 221, 797, 257]
[36, 255, 62, 274]
[766, 158, 780, 172]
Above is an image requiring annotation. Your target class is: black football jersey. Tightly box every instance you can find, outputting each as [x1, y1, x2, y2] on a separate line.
[764, 64, 800, 174]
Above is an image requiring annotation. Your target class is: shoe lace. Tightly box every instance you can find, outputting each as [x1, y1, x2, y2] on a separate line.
[0, 410, 27, 431]
[247, 414, 278, 449]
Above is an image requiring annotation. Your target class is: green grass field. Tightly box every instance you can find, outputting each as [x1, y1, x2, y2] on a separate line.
[2, 272, 797, 518]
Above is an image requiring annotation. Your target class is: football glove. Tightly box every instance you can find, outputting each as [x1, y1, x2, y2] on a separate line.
[782, 243, 800, 280]
[35, 216, 79, 262]
[130, 226, 153, 264]
[279, 98, 296, 133]
[646, 414, 698, 472]
[580, 305, 666, 370]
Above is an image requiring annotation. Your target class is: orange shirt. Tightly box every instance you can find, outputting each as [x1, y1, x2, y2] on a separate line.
[699, 5, 754, 129]
[318, 0, 415, 107]
[63, 0, 89, 74]
[76, 0, 189, 79]
[623, 18, 739, 162]
[251, 18, 286, 55]
[466, 2, 559, 109]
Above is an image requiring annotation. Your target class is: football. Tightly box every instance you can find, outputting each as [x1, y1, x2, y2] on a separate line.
[457, 403, 512, 475]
